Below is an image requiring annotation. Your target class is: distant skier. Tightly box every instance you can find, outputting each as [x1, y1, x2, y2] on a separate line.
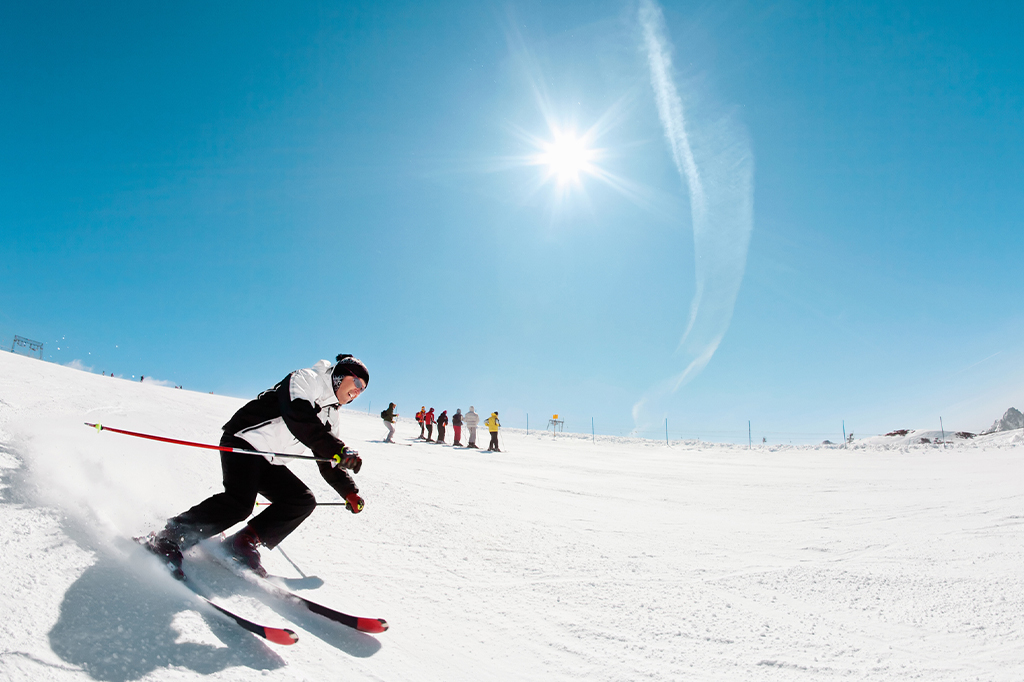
[436, 410, 448, 444]
[464, 406, 480, 449]
[424, 408, 435, 441]
[485, 411, 501, 452]
[415, 406, 426, 439]
[140, 354, 370, 579]
[381, 403, 398, 443]
[452, 409, 463, 446]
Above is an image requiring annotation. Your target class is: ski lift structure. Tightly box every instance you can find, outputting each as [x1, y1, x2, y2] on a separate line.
[11, 335, 43, 359]
[547, 414, 564, 435]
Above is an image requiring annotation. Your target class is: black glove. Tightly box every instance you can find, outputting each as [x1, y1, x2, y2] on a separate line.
[331, 446, 362, 474]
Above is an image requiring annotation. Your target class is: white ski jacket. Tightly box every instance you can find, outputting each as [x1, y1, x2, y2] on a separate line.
[224, 360, 344, 464]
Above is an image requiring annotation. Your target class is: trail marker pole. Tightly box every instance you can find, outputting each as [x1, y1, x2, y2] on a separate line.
[748, 421, 751, 450]
[940, 417, 946, 449]
[665, 418, 669, 446]
[547, 415, 563, 436]
[526, 414, 529, 435]
[842, 421, 847, 448]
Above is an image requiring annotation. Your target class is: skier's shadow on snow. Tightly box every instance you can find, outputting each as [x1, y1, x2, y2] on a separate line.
[49, 548, 286, 682]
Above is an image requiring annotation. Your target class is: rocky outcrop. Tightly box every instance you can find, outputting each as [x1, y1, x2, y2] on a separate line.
[983, 407, 1024, 434]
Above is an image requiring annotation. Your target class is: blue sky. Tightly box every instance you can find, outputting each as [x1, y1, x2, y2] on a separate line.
[2, 1, 1022, 442]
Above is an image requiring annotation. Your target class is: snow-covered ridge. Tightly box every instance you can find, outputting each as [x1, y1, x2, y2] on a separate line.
[2, 349, 1024, 681]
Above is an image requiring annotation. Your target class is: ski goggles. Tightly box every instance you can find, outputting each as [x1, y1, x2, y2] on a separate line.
[335, 374, 366, 401]
[343, 376, 366, 400]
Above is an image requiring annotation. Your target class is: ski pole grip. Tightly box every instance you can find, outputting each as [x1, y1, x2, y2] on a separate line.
[331, 453, 362, 474]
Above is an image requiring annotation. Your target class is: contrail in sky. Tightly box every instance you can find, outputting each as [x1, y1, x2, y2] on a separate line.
[633, 0, 755, 429]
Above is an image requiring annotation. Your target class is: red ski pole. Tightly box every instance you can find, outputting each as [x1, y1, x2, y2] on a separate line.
[84, 422, 334, 464]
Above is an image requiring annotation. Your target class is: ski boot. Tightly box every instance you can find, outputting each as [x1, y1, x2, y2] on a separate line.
[137, 531, 185, 580]
[226, 525, 268, 578]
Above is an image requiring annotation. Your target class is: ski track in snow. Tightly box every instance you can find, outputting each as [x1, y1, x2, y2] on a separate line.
[1, 350, 1023, 681]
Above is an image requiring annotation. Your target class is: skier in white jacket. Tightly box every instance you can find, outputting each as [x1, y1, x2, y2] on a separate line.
[463, 407, 480, 449]
[141, 354, 369, 579]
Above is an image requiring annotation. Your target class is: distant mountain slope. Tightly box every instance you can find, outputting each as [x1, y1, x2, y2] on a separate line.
[983, 407, 1024, 434]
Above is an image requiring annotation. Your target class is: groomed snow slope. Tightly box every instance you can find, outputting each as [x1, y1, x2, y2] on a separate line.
[1, 350, 1023, 681]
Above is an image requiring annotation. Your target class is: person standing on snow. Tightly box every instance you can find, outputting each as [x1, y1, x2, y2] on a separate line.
[415, 406, 426, 439]
[436, 410, 448, 444]
[381, 402, 398, 443]
[485, 411, 501, 452]
[464, 406, 480, 449]
[141, 354, 370, 579]
[452, 409, 463, 446]
[424, 408, 435, 442]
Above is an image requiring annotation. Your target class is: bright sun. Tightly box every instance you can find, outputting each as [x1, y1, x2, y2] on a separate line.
[537, 132, 595, 183]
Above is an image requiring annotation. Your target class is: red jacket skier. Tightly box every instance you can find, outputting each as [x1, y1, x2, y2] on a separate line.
[424, 408, 436, 442]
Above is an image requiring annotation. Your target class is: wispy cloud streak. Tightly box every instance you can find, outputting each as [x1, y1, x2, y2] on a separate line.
[633, 0, 755, 428]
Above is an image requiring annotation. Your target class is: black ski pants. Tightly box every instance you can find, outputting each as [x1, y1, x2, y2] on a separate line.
[488, 431, 500, 451]
[168, 435, 316, 549]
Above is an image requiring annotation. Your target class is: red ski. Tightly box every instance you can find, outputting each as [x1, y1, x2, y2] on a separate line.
[202, 544, 388, 634]
[134, 536, 298, 645]
[204, 598, 299, 645]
